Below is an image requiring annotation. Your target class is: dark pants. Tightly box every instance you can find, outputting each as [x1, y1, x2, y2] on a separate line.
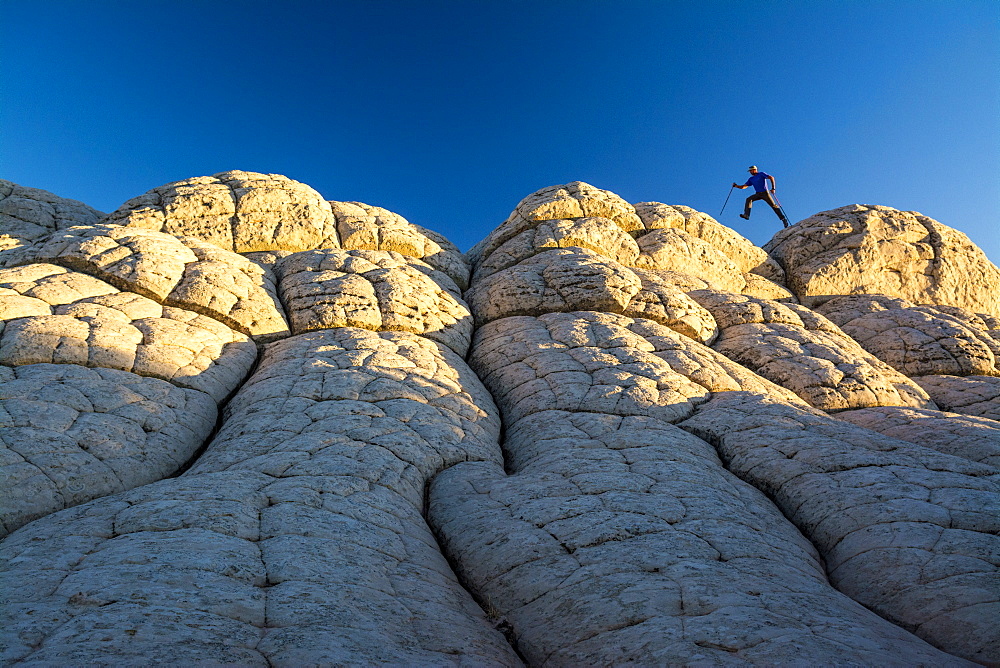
[745, 191, 786, 221]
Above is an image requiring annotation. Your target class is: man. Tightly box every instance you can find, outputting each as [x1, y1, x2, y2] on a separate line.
[733, 165, 789, 227]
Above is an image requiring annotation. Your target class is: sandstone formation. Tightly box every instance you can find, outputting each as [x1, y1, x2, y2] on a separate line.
[0, 363, 216, 538]
[765, 204, 1000, 315]
[104, 171, 340, 253]
[2, 174, 997, 665]
[837, 406, 1000, 468]
[688, 290, 935, 411]
[330, 200, 470, 290]
[914, 374, 1000, 421]
[31, 224, 289, 341]
[817, 294, 999, 378]
[0, 180, 104, 268]
[680, 392, 999, 664]
[273, 249, 472, 356]
[633, 201, 785, 282]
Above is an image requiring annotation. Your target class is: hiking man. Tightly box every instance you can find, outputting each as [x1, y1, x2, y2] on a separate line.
[733, 166, 789, 227]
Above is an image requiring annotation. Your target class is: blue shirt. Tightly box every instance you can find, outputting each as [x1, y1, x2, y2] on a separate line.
[745, 172, 771, 193]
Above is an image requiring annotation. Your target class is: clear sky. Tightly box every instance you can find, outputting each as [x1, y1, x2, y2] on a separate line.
[3, 1, 998, 264]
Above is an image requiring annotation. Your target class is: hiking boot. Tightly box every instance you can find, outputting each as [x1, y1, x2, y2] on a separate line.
[739, 214, 749, 220]
[782, 219, 790, 228]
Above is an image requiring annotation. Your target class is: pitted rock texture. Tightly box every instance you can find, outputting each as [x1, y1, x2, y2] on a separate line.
[624, 268, 719, 344]
[817, 294, 999, 377]
[765, 204, 1000, 314]
[837, 406, 1000, 468]
[0, 180, 104, 267]
[633, 201, 785, 281]
[0, 267, 256, 402]
[679, 392, 1000, 664]
[274, 249, 472, 356]
[0, 332, 519, 666]
[689, 290, 935, 411]
[468, 182, 643, 270]
[465, 248, 642, 326]
[104, 171, 340, 253]
[29, 224, 289, 341]
[430, 411, 958, 666]
[0, 363, 216, 538]
[634, 228, 748, 293]
[470, 311, 803, 427]
[914, 375, 1000, 421]
[471, 216, 640, 282]
[331, 200, 470, 290]
[3, 175, 999, 665]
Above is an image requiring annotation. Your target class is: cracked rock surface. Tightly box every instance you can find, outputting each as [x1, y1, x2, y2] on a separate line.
[0, 278, 257, 402]
[430, 410, 960, 666]
[0, 363, 216, 538]
[765, 204, 1000, 314]
[836, 405, 1000, 468]
[274, 248, 472, 357]
[817, 294, 999, 377]
[331, 200, 470, 290]
[914, 374, 1000, 421]
[0, 180, 104, 268]
[689, 290, 935, 411]
[105, 171, 340, 253]
[1, 175, 998, 666]
[29, 224, 290, 341]
[633, 201, 785, 282]
[679, 391, 999, 664]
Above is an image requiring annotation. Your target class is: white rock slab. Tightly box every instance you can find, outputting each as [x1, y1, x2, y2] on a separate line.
[679, 391, 1000, 663]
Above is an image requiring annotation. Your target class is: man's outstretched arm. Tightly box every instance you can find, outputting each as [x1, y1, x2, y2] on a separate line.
[767, 175, 777, 191]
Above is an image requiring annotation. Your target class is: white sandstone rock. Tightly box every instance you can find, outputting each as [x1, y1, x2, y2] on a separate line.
[765, 204, 1000, 315]
[274, 249, 472, 357]
[331, 200, 470, 290]
[633, 201, 785, 281]
[0, 363, 216, 537]
[690, 290, 936, 411]
[104, 171, 341, 253]
[680, 391, 1000, 664]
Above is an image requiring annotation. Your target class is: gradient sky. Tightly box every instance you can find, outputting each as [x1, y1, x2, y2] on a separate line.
[3, 1, 998, 264]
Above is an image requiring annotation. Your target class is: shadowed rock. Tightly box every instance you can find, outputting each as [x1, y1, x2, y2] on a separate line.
[430, 411, 959, 666]
[914, 375, 1000, 421]
[680, 391, 1000, 664]
[0, 363, 216, 538]
[837, 406, 1000, 468]
[0, 180, 104, 267]
[0, 331, 520, 666]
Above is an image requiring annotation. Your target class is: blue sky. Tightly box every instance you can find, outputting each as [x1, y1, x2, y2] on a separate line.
[3, 1, 998, 264]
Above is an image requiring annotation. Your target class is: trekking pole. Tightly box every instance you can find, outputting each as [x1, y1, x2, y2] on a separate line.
[720, 185, 735, 216]
[771, 191, 791, 226]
